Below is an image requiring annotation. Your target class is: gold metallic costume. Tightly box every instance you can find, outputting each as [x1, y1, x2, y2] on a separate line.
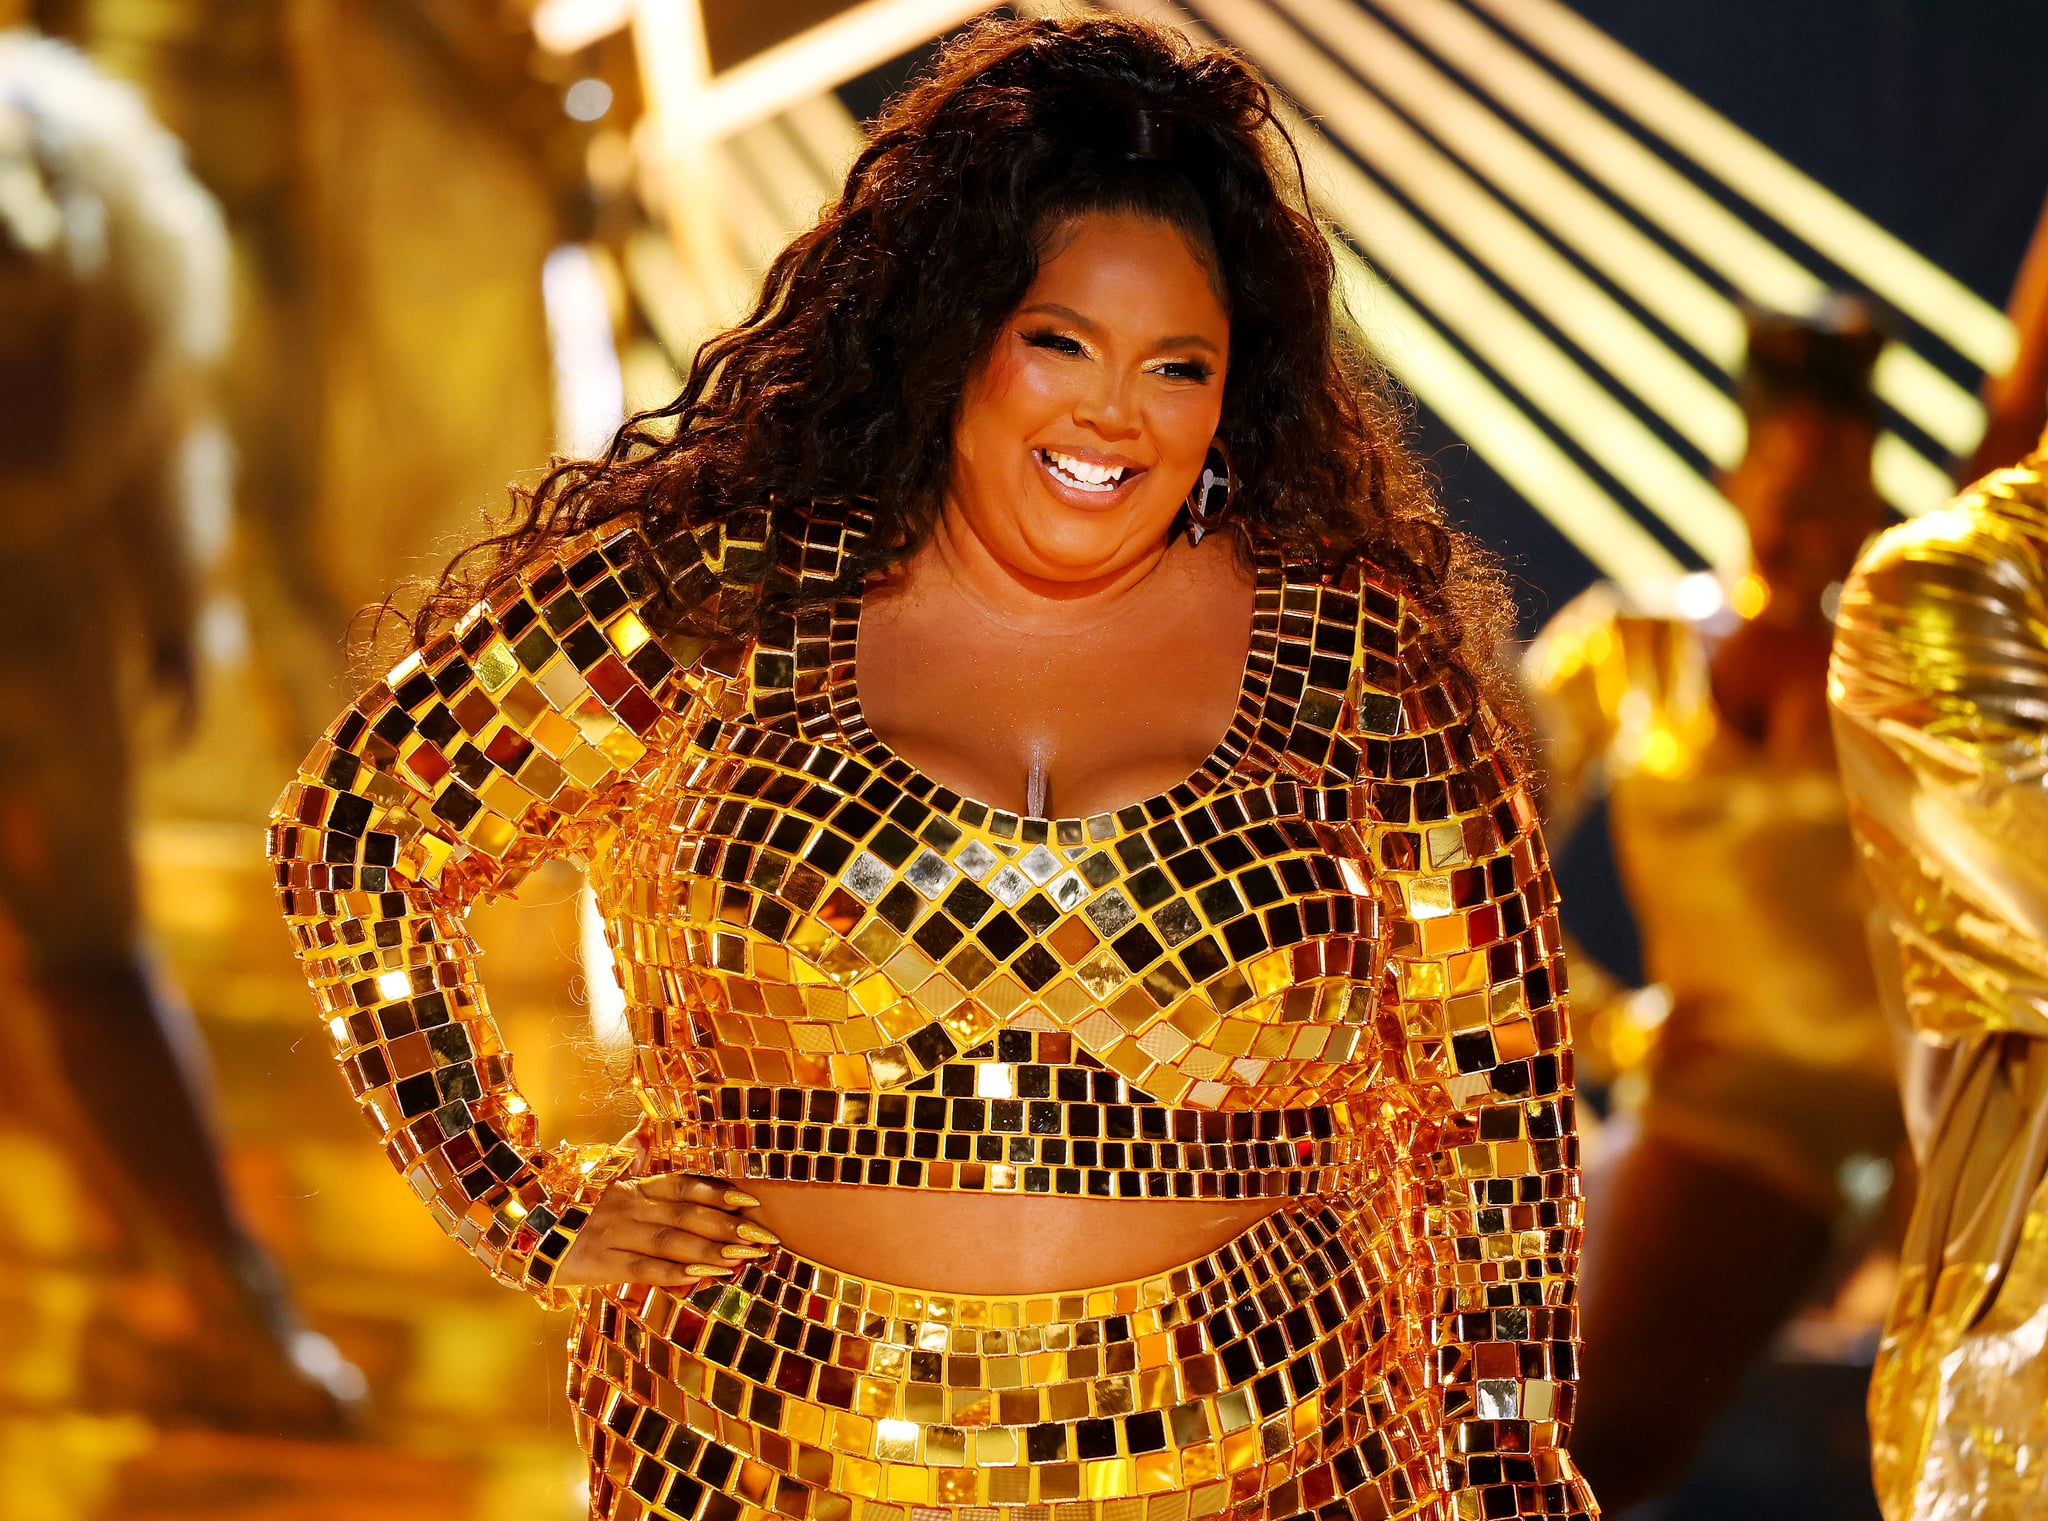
[1525, 586, 1902, 1209]
[267, 508, 1597, 1519]
[1830, 447, 2048, 1521]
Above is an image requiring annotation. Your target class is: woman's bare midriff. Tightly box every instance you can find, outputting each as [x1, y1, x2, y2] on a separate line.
[744, 1182, 1290, 1295]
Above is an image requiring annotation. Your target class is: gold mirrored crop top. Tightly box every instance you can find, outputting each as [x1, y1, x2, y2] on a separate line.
[268, 507, 1577, 1309]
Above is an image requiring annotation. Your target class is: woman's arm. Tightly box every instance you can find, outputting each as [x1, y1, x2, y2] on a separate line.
[1829, 456, 2048, 1521]
[266, 528, 693, 1302]
[1353, 584, 1597, 1516]
[1828, 476, 2048, 1042]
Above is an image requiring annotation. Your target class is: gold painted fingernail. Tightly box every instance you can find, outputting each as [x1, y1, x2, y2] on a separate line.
[723, 1189, 763, 1209]
[736, 1222, 780, 1245]
[684, 1264, 733, 1278]
[720, 1244, 771, 1261]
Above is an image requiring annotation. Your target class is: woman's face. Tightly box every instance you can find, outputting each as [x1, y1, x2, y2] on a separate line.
[947, 210, 1231, 584]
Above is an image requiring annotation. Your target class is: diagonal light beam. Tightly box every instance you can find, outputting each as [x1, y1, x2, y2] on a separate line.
[1103, 0, 1690, 587]
[1473, 0, 2016, 376]
[724, 114, 839, 269]
[1217, 0, 1744, 469]
[628, 95, 857, 366]
[1373, 0, 1821, 312]
[1378, 0, 1819, 306]
[1334, 247, 1689, 589]
[781, 91, 868, 188]
[1303, 123, 1749, 570]
[693, 0, 1000, 142]
[1267, 0, 1741, 369]
[1368, 0, 1986, 466]
[1262, 0, 1967, 512]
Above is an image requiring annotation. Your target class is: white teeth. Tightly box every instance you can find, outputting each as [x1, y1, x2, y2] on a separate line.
[1042, 450, 1129, 492]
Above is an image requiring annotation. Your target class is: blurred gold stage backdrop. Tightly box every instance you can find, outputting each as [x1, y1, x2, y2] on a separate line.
[2, 1, 618, 1515]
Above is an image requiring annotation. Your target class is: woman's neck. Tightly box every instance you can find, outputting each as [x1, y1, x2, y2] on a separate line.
[910, 503, 1180, 637]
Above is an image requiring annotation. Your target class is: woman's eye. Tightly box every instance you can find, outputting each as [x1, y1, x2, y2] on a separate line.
[1021, 329, 1085, 356]
[1156, 360, 1215, 383]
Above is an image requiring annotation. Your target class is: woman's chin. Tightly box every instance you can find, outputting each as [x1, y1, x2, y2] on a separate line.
[993, 484, 1174, 569]
[1009, 517, 1173, 582]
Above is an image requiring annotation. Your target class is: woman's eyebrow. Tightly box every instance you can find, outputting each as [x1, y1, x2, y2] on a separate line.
[1018, 302, 1221, 354]
[1017, 301, 1099, 331]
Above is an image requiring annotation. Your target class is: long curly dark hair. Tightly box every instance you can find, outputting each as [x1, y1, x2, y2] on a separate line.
[415, 13, 1517, 720]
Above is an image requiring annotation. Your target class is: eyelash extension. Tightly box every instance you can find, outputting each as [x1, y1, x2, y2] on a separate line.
[1020, 328, 1084, 355]
[1020, 329, 1214, 383]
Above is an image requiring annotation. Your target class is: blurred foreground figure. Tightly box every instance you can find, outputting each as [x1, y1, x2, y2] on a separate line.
[1526, 304, 1902, 1506]
[1831, 441, 2048, 1520]
[0, 30, 357, 1427]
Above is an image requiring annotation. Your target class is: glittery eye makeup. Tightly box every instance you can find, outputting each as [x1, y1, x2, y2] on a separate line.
[1017, 328, 1215, 384]
[1020, 327, 1084, 356]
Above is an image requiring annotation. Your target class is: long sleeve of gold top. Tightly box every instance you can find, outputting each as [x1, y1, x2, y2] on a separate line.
[1829, 448, 2048, 1521]
[1830, 467, 2048, 1039]
[1359, 591, 1592, 1518]
[265, 530, 691, 1300]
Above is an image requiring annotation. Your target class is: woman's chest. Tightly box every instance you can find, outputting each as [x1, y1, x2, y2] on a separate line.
[592, 721, 1393, 1108]
[853, 575, 1254, 821]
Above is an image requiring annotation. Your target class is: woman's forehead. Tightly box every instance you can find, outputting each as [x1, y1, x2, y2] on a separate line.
[1024, 211, 1229, 329]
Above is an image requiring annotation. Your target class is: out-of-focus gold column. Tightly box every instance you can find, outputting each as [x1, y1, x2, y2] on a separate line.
[0, 10, 629, 1509]
[1830, 442, 2048, 1521]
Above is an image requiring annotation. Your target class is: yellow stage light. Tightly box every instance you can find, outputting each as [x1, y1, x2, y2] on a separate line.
[1365, 0, 1986, 473]
[1308, 128, 1749, 572]
[1334, 248, 1689, 590]
[1241, 0, 1744, 469]
[1476, 0, 2016, 375]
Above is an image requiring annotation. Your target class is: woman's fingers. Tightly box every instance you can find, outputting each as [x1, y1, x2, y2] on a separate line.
[610, 1251, 738, 1287]
[638, 1198, 777, 1246]
[552, 1174, 779, 1289]
[639, 1173, 762, 1211]
[610, 1218, 775, 1266]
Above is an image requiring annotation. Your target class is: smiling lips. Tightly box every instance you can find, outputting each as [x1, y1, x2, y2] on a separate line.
[1038, 447, 1146, 496]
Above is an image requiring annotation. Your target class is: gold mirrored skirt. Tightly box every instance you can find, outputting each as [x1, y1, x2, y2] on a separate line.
[567, 1195, 1564, 1521]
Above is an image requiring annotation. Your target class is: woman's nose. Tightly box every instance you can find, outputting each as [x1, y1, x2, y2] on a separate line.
[1073, 370, 1141, 439]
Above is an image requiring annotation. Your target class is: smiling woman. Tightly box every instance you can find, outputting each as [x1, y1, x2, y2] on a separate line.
[857, 212, 1249, 827]
[953, 215, 1228, 557]
[266, 14, 1597, 1521]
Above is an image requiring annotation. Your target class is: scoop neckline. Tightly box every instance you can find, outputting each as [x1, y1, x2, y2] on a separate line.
[829, 538, 1284, 832]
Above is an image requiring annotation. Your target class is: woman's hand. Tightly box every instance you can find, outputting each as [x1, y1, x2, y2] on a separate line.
[554, 1174, 777, 1287]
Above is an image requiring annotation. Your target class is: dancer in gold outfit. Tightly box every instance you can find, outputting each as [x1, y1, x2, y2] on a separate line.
[268, 19, 1596, 1518]
[1523, 306, 1901, 1505]
[1831, 441, 2048, 1520]
[0, 27, 358, 1425]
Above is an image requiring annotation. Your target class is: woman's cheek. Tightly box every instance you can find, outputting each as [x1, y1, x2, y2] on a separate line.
[954, 360, 1030, 474]
[1000, 351, 1080, 421]
[1149, 390, 1225, 465]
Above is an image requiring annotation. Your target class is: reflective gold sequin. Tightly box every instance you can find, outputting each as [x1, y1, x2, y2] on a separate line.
[268, 506, 1596, 1517]
[1830, 446, 2048, 1521]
